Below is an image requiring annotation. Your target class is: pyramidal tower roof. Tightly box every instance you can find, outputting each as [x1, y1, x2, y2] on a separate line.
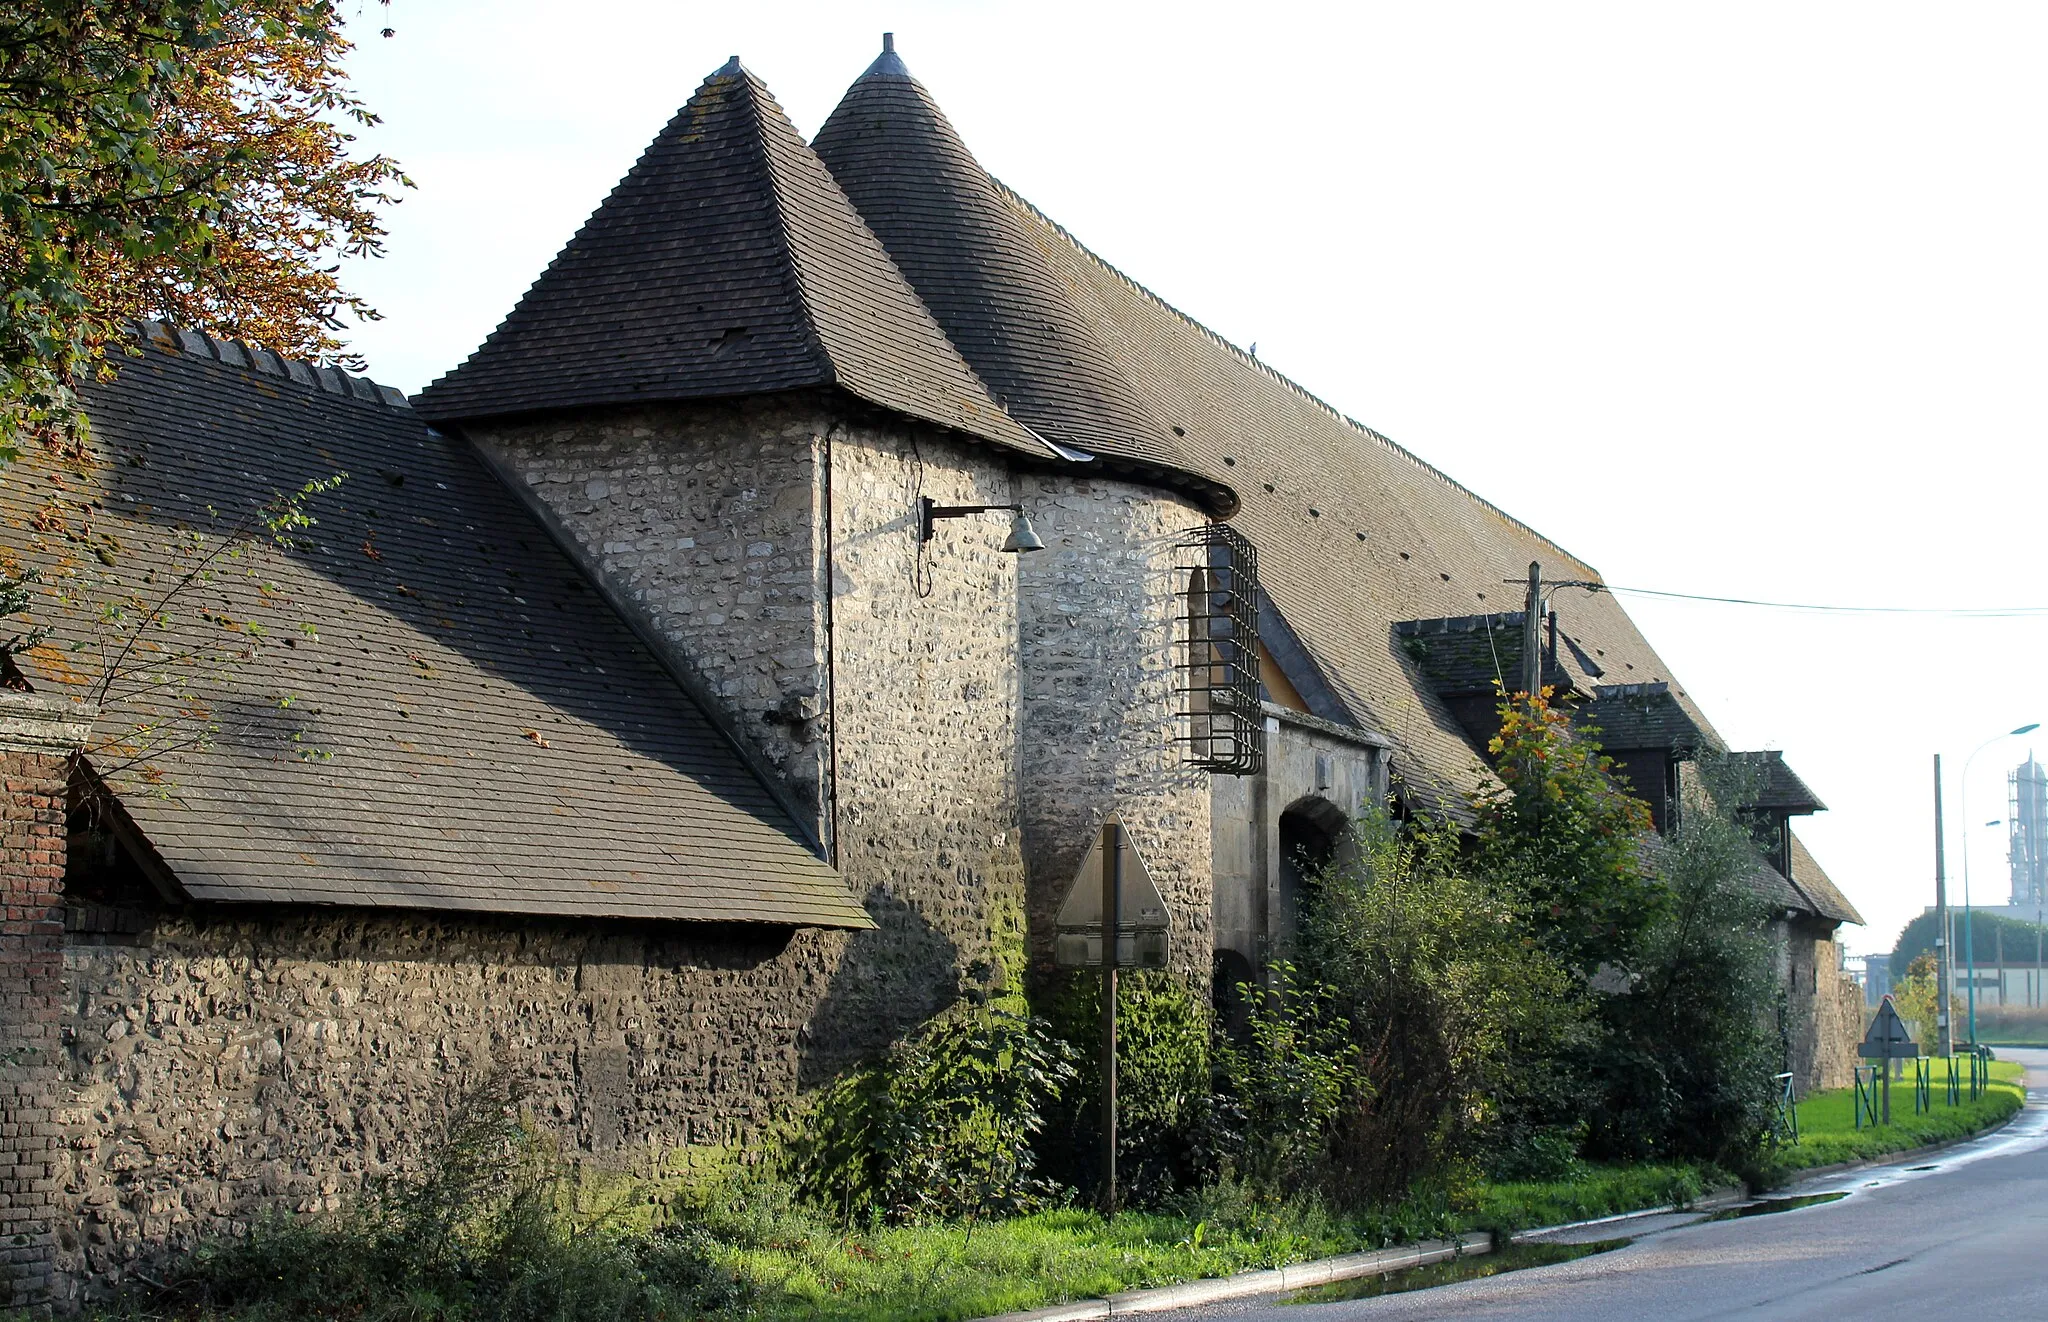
[814, 36, 1200, 481]
[418, 58, 1046, 457]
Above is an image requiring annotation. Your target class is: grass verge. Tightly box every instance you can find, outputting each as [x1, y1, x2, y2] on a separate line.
[1748, 1060, 2027, 1187]
[44, 1164, 1721, 1322]
[706, 1167, 1713, 1321]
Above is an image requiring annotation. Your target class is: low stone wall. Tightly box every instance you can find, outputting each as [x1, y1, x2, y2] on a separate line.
[1786, 926, 1860, 1094]
[56, 906, 862, 1305]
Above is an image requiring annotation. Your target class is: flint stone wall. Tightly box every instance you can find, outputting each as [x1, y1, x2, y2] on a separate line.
[469, 396, 1032, 1026]
[26, 402, 1223, 1306]
[1016, 473, 1213, 989]
[1785, 924, 1858, 1094]
[56, 909, 842, 1304]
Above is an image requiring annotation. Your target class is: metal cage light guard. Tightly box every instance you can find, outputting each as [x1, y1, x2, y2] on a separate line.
[1178, 523, 1264, 776]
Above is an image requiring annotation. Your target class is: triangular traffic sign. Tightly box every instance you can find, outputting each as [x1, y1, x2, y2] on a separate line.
[1053, 813, 1170, 969]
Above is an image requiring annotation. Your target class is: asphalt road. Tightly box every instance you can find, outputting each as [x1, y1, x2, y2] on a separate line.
[1162, 1048, 2048, 1322]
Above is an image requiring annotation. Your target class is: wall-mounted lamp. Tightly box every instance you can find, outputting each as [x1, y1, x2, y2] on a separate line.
[916, 497, 1044, 553]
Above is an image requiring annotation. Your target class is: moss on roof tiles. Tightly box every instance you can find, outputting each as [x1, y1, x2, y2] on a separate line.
[4, 330, 868, 930]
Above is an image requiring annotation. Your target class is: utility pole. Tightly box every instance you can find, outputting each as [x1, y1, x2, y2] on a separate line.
[1521, 561, 1543, 701]
[1935, 753, 1952, 1055]
[1099, 818, 1121, 1214]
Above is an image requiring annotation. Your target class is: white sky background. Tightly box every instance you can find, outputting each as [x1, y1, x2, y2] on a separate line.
[334, 1, 2048, 956]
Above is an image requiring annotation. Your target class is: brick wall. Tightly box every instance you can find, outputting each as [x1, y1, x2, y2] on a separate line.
[1, 693, 90, 1314]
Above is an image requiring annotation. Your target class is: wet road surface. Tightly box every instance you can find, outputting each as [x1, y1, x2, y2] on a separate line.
[1161, 1048, 2048, 1322]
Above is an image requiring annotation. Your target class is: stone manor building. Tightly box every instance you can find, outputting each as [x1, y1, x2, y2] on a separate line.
[0, 37, 1861, 1308]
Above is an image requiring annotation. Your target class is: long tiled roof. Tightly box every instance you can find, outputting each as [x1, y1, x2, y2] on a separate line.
[416, 60, 1047, 461]
[1789, 830, 1863, 926]
[812, 42, 1199, 485]
[999, 185, 1721, 814]
[2, 327, 868, 928]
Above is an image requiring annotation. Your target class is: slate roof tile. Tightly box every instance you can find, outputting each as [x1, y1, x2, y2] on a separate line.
[812, 44, 1199, 480]
[1789, 830, 1863, 925]
[416, 59, 1048, 462]
[1730, 750, 1827, 814]
[2, 327, 868, 929]
[1580, 682, 1713, 754]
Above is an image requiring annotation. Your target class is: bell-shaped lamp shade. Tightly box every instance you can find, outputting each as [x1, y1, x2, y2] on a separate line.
[1002, 510, 1045, 553]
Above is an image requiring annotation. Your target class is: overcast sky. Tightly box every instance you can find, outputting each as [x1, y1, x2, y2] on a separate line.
[335, 1, 2048, 957]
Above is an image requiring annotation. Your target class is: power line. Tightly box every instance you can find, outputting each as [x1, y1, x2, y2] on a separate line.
[1553, 581, 2048, 618]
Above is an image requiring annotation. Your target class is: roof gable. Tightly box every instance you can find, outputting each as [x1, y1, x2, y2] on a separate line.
[6, 328, 868, 928]
[813, 42, 1201, 484]
[417, 59, 1045, 458]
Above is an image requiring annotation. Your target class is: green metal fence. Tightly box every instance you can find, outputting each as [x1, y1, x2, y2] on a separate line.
[1851, 1049, 1994, 1129]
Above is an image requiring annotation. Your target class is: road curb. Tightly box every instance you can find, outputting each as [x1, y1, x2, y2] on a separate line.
[1508, 1187, 1747, 1243]
[968, 1096, 2034, 1322]
[969, 1231, 1494, 1321]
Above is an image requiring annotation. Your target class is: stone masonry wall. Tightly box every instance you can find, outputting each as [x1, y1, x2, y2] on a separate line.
[471, 397, 1030, 1053]
[57, 909, 847, 1304]
[1, 694, 91, 1315]
[1786, 925, 1859, 1095]
[1016, 474, 1212, 989]
[471, 397, 835, 838]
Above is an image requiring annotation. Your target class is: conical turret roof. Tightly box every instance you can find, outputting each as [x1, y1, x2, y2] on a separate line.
[814, 38, 1200, 482]
[418, 59, 1046, 458]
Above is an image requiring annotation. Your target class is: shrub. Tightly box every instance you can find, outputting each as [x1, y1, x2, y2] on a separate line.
[1041, 970, 1215, 1206]
[1473, 690, 1664, 980]
[788, 999, 1079, 1225]
[137, 1073, 745, 1321]
[1208, 962, 1357, 1191]
[1891, 953, 1939, 1051]
[1298, 813, 1585, 1204]
[1585, 753, 1783, 1166]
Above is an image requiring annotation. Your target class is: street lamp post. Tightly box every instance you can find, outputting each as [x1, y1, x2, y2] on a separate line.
[1960, 723, 2040, 1046]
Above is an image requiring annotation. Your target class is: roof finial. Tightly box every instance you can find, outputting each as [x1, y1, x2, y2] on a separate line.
[862, 32, 910, 78]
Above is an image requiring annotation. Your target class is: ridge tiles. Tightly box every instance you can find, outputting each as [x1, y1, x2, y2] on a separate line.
[812, 39, 1195, 477]
[416, 59, 1045, 458]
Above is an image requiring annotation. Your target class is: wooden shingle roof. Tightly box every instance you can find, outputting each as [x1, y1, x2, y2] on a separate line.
[3, 328, 868, 928]
[416, 59, 1047, 461]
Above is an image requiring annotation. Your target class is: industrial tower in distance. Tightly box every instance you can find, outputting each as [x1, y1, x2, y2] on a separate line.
[2010, 756, 2048, 907]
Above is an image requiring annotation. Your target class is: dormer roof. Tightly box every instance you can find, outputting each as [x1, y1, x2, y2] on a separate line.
[1730, 750, 1827, 815]
[417, 59, 1048, 459]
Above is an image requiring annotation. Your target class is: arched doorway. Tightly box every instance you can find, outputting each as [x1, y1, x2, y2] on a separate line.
[1276, 795, 1347, 947]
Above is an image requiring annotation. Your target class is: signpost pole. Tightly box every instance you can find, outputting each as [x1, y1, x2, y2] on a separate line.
[1100, 819, 1120, 1214]
[1935, 754, 1952, 1055]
